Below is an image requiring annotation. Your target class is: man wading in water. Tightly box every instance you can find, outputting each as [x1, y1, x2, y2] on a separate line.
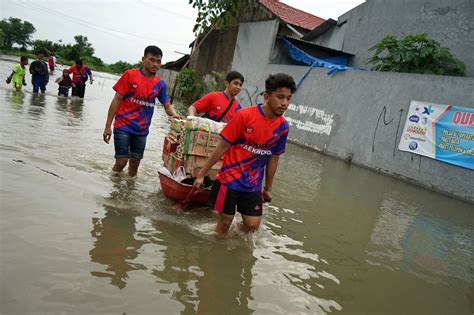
[194, 73, 296, 236]
[103, 45, 182, 177]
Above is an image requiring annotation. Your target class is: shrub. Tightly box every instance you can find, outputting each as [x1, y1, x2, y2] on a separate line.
[368, 33, 466, 76]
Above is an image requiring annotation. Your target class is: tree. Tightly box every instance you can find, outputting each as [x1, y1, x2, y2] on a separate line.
[62, 35, 95, 61]
[31, 39, 62, 54]
[0, 17, 35, 49]
[190, 0, 245, 33]
[368, 33, 466, 76]
[170, 0, 245, 102]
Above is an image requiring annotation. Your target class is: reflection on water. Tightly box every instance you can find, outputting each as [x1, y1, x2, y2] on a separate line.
[55, 97, 84, 123]
[1, 57, 473, 314]
[367, 194, 473, 284]
[90, 178, 145, 289]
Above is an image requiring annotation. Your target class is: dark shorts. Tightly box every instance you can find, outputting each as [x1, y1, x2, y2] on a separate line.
[113, 128, 147, 159]
[58, 86, 70, 96]
[208, 180, 263, 216]
[72, 84, 86, 98]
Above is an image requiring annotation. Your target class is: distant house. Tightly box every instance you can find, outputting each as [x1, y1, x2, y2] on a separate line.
[188, 0, 326, 77]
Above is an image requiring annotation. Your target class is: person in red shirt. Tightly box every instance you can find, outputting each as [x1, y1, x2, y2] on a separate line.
[188, 71, 244, 123]
[68, 59, 94, 98]
[194, 73, 296, 236]
[103, 45, 182, 177]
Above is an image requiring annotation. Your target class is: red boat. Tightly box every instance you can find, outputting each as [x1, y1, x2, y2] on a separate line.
[158, 169, 211, 204]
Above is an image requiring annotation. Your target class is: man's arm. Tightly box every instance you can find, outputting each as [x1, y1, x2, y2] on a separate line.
[188, 104, 198, 116]
[163, 101, 182, 118]
[103, 92, 124, 143]
[88, 69, 94, 84]
[263, 155, 280, 201]
[193, 139, 231, 187]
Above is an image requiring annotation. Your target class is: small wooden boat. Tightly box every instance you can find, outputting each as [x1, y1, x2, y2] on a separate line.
[158, 169, 210, 203]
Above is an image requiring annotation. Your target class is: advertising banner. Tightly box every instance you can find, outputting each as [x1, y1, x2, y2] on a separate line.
[398, 101, 474, 170]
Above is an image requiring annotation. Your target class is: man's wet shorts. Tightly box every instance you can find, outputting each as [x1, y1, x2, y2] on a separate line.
[208, 180, 263, 216]
[113, 128, 147, 159]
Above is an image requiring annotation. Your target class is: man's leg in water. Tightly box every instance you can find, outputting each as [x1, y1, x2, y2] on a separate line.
[127, 158, 141, 177]
[112, 158, 128, 173]
[215, 213, 235, 236]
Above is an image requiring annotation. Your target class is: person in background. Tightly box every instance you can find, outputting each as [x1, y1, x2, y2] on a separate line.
[68, 59, 94, 98]
[193, 73, 296, 236]
[6, 56, 28, 92]
[45, 48, 56, 73]
[188, 71, 244, 123]
[102, 45, 183, 177]
[55, 69, 75, 97]
[29, 51, 49, 94]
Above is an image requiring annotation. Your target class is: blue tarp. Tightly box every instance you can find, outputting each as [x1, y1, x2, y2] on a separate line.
[282, 37, 365, 84]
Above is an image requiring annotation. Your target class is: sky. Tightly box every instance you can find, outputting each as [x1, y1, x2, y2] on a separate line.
[1, 0, 365, 64]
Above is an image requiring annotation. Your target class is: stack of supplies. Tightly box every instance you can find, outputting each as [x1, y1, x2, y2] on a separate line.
[162, 116, 226, 180]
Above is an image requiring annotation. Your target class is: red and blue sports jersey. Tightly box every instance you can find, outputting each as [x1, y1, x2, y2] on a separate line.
[113, 68, 170, 135]
[193, 91, 241, 123]
[217, 104, 289, 192]
[68, 65, 92, 85]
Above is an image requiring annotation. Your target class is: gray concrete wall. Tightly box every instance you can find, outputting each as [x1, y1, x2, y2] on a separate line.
[323, 0, 474, 76]
[232, 20, 474, 203]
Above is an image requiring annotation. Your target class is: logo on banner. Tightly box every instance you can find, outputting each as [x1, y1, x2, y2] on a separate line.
[406, 125, 426, 136]
[423, 105, 434, 115]
[421, 117, 428, 125]
[409, 115, 420, 123]
[409, 141, 418, 151]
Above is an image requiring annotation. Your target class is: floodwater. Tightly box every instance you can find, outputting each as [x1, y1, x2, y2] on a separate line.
[0, 57, 473, 315]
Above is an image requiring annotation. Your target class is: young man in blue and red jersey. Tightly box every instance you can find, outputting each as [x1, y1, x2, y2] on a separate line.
[194, 73, 296, 236]
[103, 45, 182, 177]
[187, 71, 244, 123]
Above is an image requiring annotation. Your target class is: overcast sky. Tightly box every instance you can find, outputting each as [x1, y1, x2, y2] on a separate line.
[2, 0, 365, 64]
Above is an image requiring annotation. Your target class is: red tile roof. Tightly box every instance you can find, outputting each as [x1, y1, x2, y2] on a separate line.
[259, 0, 325, 30]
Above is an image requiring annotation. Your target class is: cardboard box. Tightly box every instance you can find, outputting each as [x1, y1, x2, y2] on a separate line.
[162, 136, 179, 164]
[182, 130, 221, 157]
[185, 155, 221, 173]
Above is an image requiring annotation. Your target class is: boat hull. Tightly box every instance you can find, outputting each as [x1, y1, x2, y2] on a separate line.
[158, 171, 210, 203]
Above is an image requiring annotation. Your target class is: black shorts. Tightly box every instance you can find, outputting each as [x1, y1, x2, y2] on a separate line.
[208, 180, 262, 216]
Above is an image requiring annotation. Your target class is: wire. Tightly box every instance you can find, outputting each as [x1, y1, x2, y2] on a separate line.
[19, 0, 190, 47]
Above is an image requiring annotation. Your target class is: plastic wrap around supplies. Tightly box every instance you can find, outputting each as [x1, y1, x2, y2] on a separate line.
[185, 116, 226, 134]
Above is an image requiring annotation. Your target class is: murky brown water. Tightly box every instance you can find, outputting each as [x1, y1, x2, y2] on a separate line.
[1, 57, 473, 314]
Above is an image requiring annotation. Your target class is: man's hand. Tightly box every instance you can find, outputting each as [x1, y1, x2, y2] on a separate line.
[103, 126, 112, 144]
[90, 79, 94, 85]
[171, 113, 185, 119]
[193, 175, 205, 189]
[22, 79, 27, 86]
[262, 189, 272, 203]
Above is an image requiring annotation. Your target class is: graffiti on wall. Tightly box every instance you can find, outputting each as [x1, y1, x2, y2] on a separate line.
[286, 104, 334, 136]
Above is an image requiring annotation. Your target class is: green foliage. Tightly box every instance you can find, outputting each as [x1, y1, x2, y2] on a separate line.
[368, 33, 466, 76]
[189, 0, 245, 33]
[177, 67, 207, 104]
[0, 17, 35, 49]
[177, 68, 224, 104]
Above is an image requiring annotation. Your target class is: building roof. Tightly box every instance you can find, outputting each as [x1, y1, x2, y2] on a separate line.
[259, 0, 325, 30]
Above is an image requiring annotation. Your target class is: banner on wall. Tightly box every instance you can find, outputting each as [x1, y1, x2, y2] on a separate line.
[398, 100, 474, 170]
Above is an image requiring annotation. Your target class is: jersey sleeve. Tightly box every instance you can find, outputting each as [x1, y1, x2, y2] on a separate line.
[113, 70, 131, 96]
[86, 67, 92, 75]
[157, 80, 170, 105]
[273, 121, 289, 155]
[220, 110, 245, 144]
[193, 93, 214, 113]
[67, 66, 74, 74]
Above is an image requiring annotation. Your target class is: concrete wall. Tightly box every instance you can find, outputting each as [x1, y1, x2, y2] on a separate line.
[232, 20, 474, 203]
[316, 0, 474, 76]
